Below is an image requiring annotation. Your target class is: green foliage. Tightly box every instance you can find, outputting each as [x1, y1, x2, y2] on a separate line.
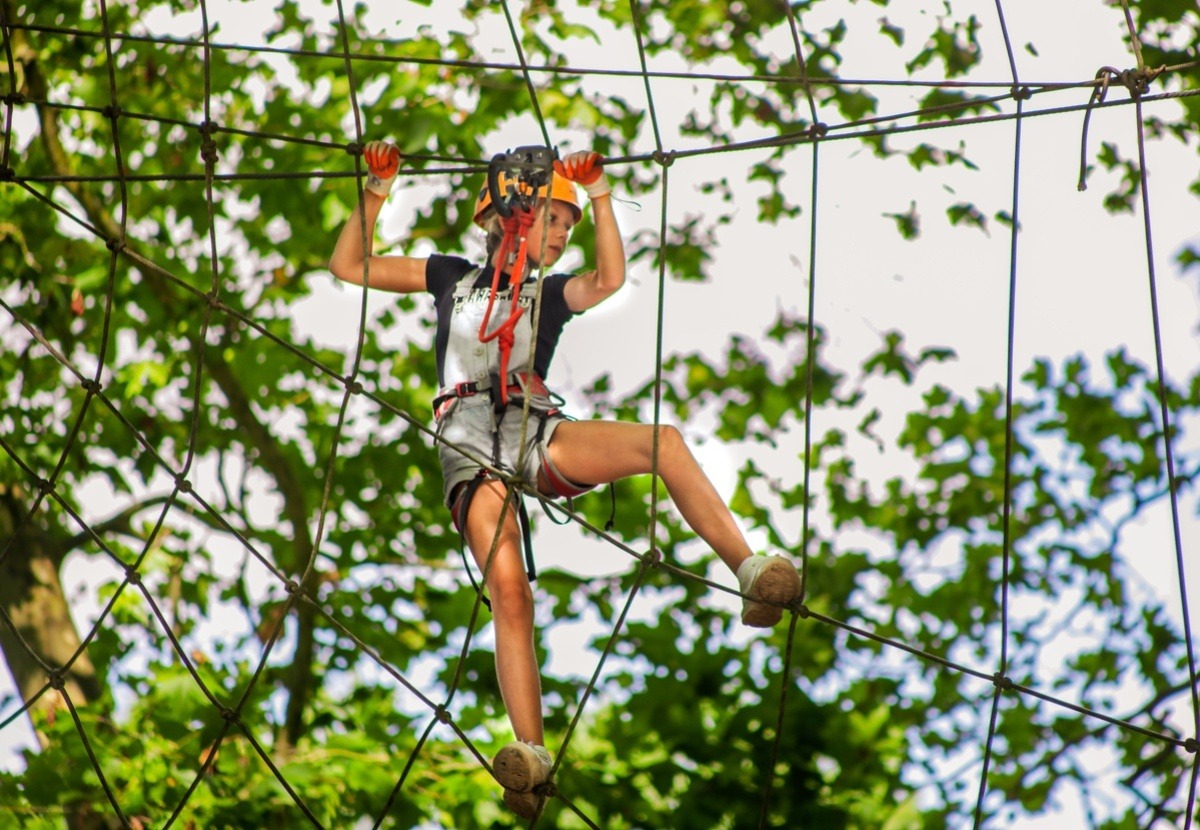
[3, 1, 1200, 829]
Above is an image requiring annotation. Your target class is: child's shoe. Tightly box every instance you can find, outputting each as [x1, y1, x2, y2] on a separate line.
[494, 741, 553, 819]
[737, 554, 801, 627]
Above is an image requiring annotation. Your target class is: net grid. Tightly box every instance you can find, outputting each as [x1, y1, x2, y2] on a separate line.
[0, 1, 1197, 828]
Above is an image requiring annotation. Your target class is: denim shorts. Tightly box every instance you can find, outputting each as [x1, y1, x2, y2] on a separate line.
[435, 394, 568, 508]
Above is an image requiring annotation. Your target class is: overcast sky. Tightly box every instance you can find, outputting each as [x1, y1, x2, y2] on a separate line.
[4, 1, 1200, 826]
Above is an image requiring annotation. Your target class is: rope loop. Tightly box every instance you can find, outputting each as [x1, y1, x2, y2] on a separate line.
[1078, 67, 1117, 192]
[1118, 64, 1165, 97]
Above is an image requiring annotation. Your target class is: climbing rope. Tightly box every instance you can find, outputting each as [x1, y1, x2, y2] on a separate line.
[1, 2, 1200, 828]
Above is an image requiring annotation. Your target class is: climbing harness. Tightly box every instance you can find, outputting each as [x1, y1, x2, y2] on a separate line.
[476, 146, 558, 407]
[437, 368, 578, 611]
[441, 147, 615, 609]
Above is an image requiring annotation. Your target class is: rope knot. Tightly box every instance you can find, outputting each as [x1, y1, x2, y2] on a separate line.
[198, 120, 220, 164]
[102, 104, 122, 119]
[652, 149, 676, 168]
[808, 122, 828, 139]
[80, 378, 101, 394]
[501, 209, 536, 237]
[1118, 66, 1164, 97]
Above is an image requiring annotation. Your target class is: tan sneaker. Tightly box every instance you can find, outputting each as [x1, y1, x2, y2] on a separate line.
[494, 741, 553, 819]
[737, 555, 801, 627]
[502, 787, 547, 820]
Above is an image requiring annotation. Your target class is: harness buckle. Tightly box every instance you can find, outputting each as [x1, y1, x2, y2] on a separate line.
[454, 381, 477, 398]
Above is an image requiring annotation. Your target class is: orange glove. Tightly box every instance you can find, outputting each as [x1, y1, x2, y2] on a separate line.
[363, 140, 401, 197]
[554, 150, 610, 199]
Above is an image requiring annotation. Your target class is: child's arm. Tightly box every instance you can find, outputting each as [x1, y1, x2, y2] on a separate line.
[559, 151, 625, 312]
[328, 140, 428, 293]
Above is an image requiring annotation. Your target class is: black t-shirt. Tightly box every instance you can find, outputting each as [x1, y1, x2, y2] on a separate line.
[425, 254, 579, 388]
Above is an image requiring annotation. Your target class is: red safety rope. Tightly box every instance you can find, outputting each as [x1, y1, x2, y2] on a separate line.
[478, 208, 537, 405]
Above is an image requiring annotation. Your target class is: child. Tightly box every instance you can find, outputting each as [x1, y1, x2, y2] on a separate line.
[328, 140, 801, 819]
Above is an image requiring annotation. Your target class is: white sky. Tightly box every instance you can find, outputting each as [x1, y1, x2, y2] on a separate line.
[4, 1, 1200, 827]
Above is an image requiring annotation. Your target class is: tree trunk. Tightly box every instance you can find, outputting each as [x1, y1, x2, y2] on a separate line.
[0, 489, 101, 749]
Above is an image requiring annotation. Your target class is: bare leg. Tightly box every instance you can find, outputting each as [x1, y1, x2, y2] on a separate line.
[541, 421, 754, 575]
[461, 479, 544, 745]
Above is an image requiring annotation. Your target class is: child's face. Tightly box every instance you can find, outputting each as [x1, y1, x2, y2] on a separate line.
[526, 199, 576, 267]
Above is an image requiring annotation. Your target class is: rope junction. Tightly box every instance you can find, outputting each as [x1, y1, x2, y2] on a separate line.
[1, 0, 1198, 827]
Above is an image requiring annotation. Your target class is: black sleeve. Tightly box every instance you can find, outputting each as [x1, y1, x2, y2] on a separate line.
[425, 254, 475, 303]
[542, 273, 581, 319]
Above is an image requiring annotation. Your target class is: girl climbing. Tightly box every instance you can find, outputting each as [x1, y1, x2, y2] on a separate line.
[328, 139, 802, 819]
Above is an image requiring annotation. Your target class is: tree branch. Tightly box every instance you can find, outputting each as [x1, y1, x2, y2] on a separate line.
[12, 11, 321, 756]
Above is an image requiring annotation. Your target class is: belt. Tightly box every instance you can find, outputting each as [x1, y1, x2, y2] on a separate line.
[433, 374, 522, 417]
[433, 372, 561, 419]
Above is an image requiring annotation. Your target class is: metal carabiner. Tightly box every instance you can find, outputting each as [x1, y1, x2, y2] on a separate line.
[485, 145, 557, 218]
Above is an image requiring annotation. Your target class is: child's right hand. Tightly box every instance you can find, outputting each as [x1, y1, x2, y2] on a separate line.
[363, 140, 401, 196]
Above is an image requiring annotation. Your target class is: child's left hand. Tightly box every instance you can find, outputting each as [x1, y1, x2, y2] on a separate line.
[555, 151, 610, 198]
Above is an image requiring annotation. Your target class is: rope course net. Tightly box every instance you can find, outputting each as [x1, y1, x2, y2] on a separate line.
[2, 0, 1200, 827]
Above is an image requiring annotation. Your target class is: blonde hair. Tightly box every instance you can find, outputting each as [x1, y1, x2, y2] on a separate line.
[481, 213, 504, 261]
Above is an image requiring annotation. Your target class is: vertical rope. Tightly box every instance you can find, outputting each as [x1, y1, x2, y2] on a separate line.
[756, 3, 823, 826]
[499, 0, 552, 149]
[1132, 87, 1200, 830]
[972, 1, 1025, 824]
[2, 4, 1199, 828]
